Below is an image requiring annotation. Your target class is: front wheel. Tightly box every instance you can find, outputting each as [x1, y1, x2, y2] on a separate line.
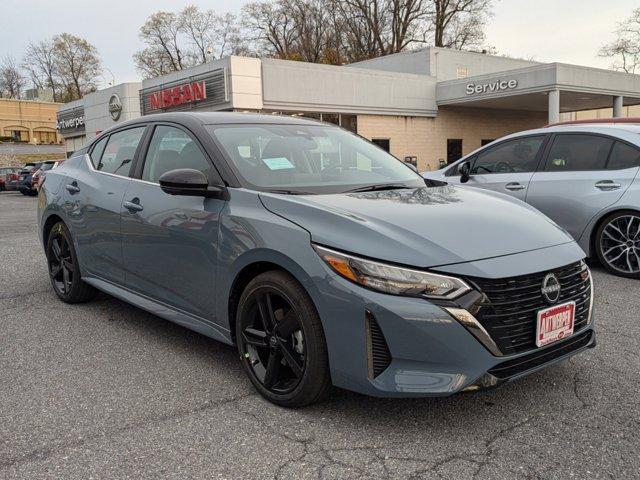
[46, 222, 97, 302]
[595, 211, 640, 279]
[235, 271, 331, 407]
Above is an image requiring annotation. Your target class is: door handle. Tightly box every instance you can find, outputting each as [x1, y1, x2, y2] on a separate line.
[65, 183, 80, 194]
[595, 180, 621, 191]
[123, 200, 144, 213]
[505, 182, 526, 191]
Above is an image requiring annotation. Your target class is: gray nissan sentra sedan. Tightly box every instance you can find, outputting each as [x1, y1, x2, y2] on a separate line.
[38, 113, 595, 407]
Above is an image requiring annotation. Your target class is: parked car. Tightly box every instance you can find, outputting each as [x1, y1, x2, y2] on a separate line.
[0, 167, 22, 191]
[423, 120, 640, 279]
[32, 160, 64, 192]
[16, 162, 44, 196]
[38, 113, 595, 407]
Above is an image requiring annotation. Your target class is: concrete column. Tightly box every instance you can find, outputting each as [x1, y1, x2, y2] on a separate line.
[548, 89, 560, 124]
[613, 96, 624, 117]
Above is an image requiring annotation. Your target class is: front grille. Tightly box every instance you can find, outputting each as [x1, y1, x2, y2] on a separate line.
[365, 311, 392, 378]
[488, 330, 594, 379]
[469, 261, 591, 355]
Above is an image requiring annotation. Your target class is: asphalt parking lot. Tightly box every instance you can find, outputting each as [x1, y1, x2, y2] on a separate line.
[1, 192, 638, 480]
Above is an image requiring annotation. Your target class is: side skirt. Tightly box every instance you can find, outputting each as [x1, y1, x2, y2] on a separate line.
[83, 276, 233, 346]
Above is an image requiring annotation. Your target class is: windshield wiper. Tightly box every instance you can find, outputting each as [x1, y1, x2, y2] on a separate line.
[263, 189, 315, 195]
[345, 183, 414, 193]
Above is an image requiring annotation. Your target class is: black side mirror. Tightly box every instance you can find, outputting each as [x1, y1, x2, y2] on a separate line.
[459, 162, 471, 183]
[159, 168, 225, 198]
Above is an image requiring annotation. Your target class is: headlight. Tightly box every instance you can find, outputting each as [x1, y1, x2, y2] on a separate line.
[313, 245, 471, 299]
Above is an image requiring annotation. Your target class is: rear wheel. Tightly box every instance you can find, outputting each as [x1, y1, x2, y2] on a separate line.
[236, 271, 331, 407]
[595, 211, 640, 279]
[46, 222, 96, 302]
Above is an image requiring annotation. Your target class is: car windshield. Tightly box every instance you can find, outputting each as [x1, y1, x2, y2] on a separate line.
[40, 163, 55, 171]
[208, 124, 424, 194]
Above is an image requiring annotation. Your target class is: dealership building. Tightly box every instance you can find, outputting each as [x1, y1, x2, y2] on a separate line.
[59, 47, 640, 169]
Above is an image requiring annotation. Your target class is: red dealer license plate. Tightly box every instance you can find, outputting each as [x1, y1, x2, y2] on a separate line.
[536, 301, 575, 348]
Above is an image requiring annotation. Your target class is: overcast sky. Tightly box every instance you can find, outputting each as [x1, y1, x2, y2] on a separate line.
[0, 0, 637, 88]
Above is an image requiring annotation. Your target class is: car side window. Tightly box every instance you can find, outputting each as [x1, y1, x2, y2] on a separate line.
[607, 141, 640, 170]
[471, 136, 545, 174]
[96, 127, 145, 176]
[90, 137, 108, 168]
[544, 134, 613, 172]
[142, 125, 213, 184]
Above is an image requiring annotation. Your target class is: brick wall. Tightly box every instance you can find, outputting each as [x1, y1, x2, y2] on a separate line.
[357, 107, 548, 171]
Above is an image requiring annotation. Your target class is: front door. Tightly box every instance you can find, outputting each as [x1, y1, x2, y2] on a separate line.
[121, 124, 226, 321]
[463, 135, 547, 202]
[64, 126, 146, 284]
[527, 134, 640, 241]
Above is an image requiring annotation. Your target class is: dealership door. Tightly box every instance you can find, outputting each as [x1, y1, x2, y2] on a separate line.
[447, 139, 462, 164]
[526, 134, 640, 241]
[120, 124, 225, 321]
[462, 135, 547, 202]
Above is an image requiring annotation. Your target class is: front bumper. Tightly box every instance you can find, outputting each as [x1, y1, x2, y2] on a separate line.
[313, 248, 594, 398]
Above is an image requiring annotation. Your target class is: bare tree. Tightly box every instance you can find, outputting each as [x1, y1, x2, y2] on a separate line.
[427, 0, 492, 50]
[134, 6, 244, 78]
[22, 40, 60, 101]
[0, 56, 26, 99]
[600, 8, 640, 74]
[242, 1, 301, 59]
[53, 33, 102, 101]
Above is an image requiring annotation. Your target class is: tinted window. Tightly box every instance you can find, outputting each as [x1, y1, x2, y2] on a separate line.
[545, 134, 613, 171]
[90, 137, 108, 168]
[472, 136, 545, 174]
[97, 127, 145, 175]
[607, 142, 640, 170]
[142, 126, 213, 183]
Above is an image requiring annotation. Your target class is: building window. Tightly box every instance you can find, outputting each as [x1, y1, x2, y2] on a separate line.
[340, 114, 357, 133]
[372, 138, 390, 152]
[447, 139, 463, 164]
[322, 113, 340, 125]
[481, 139, 495, 146]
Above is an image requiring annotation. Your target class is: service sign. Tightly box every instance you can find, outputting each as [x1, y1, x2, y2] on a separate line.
[466, 79, 518, 96]
[148, 81, 207, 110]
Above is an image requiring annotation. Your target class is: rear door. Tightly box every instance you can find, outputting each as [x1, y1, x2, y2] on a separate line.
[64, 126, 147, 284]
[461, 135, 547, 201]
[526, 134, 640, 241]
[120, 123, 226, 321]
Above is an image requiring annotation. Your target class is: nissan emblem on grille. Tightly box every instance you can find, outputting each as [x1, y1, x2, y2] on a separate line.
[541, 273, 561, 304]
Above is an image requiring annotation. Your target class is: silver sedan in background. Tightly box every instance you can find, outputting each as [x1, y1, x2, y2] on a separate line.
[422, 120, 640, 278]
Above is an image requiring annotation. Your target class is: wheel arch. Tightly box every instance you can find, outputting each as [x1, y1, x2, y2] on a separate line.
[224, 249, 322, 344]
[42, 213, 65, 247]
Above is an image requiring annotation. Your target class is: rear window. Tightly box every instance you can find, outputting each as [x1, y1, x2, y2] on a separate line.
[545, 134, 613, 171]
[607, 142, 640, 170]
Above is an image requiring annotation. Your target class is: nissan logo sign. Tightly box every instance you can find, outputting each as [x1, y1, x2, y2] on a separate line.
[108, 94, 122, 121]
[541, 273, 561, 304]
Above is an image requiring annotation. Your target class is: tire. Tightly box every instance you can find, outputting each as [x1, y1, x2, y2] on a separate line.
[235, 270, 331, 407]
[20, 190, 28, 196]
[45, 222, 97, 303]
[595, 210, 640, 279]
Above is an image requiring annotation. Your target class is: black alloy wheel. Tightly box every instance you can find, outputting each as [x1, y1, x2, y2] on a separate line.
[596, 211, 640, 279]
[46, 222, 96, 302]
[236, 271, 330, 407]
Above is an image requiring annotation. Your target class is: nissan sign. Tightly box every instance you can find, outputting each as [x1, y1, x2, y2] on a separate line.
[466, 79, 518, 96]
[108, 94, 123, 121]
[148, 81, 207, 110]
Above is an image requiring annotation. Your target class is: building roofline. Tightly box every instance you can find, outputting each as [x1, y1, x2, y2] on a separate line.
[0, 97, 62, 106]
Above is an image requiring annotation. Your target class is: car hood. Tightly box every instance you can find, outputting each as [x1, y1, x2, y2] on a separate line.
[259, 185, 575, 268]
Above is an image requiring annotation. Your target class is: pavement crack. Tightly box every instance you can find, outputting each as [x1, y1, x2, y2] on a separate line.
[0, 392, 256, 471]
